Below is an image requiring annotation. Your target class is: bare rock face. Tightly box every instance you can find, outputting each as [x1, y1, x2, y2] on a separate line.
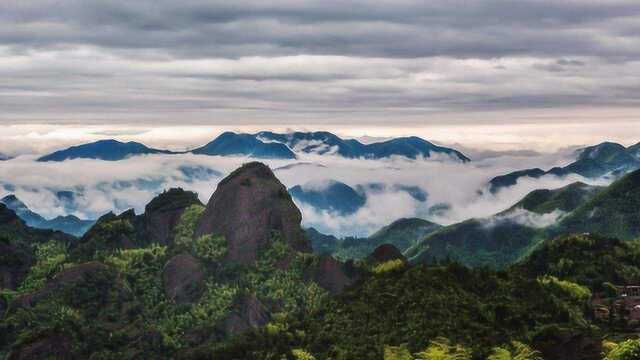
[367, 244, 407, 264]
[223, 294, 271, 335]
[8, 334, 73, 360]
[195, 162, 311, 265]
[309, 255, 358, 295]
[163, 253, 205, 304]
[144, 188, 202, 246]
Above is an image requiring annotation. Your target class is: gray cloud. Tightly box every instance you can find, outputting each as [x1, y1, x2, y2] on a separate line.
[0, 1, 639, 122]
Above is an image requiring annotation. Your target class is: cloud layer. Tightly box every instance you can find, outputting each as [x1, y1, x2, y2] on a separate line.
[1, 1, 639, 124]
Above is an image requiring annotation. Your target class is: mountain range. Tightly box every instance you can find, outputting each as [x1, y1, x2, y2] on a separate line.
[36, 131, 470, 162]
[0, 195, 94, 237]
[489, 141, 640, 193]
[3, 161, 639, 359]
[289, 180, 428, 216]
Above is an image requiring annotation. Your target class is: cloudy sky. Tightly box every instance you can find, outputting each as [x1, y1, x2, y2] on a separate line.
[1, 0, 639, 150]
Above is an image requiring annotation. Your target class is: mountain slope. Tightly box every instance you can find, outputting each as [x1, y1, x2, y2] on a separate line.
[489, 141, 640, 193]
[38, 139, 174, 161]
[289, 181, 366, 215]
[506, 182, 603, 214]
[256, 131, 470, 162]
[191, 132, 296, 159]
[558, 168, 640, 240]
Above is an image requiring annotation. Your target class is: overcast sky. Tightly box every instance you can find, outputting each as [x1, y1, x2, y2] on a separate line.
[1, 0, 639, 144]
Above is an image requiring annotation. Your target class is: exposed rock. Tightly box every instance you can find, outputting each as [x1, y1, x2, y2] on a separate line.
[0, 242, 33, 290]
[163, 253, 205, 304]
[309, 255, 357, 295]
[8, 333, 73, 360]
[223, 294, 271, 335]
[195, 162, 311, 265]
[144, 188, 202, 246]
[367, 244, 407, 264]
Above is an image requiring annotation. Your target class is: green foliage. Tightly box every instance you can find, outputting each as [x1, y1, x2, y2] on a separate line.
[517, 234, 640, 292]
[194, 234, 227, 261]
[604, 339, 640, 360]
[415, 338, 472, 360]
[18, 240, 68, 292]
[384, 345, 413, 360]
[173, 204, 205, 251]
[72, 217, 137, 261]
[487, 341, 542, 360]
[292, 348, 317, 360]
[156, 282, 238, 350]
[373, 259, 406, 274]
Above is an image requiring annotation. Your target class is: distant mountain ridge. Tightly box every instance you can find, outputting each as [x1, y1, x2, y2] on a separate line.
[37, 131, 470, 162]
[488, 141, 640, 193]
[0, 195, 94, 236]
[256, 131, 470, 161]
[38, 139, 175, 162]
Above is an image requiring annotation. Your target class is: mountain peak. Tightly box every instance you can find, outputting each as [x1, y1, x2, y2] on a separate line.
[38, 139, 172, 162]
[196, 162, 311, 264]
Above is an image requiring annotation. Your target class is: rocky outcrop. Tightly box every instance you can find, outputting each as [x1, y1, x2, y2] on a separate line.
[144, 188, 202, 246]
[367, 244, 407, 264]
[0, 242, 33, 290]
[309, 255, 358, 295]
[163, 253, 205, 304]
[195, 162, 311, 265]
[8, 333, 73, 360]
[223, 294, 271, 335]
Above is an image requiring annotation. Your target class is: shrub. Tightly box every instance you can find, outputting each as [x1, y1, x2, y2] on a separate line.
[173, 204, 205, 251]
[373, 259, 405, 274]
[194, 235, 227, 261]
[605, 339, 640, 360]
[19, 240, 68, 292]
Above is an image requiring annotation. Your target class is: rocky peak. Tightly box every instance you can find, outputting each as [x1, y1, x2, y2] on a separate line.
[367, 244, 407, 264]
[144, 188, 202, 246]
[195, 162, 311, 265]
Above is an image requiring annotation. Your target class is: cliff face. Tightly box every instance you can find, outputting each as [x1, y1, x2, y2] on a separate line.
[144, 188, 202, 246]
[195, 162, 311, 265]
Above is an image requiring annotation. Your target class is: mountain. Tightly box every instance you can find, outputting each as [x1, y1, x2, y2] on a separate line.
[515, 233, 640, 292]
[191, 132, 296, 159]
[408, 170, 640, 268]
[0, 153, 9, 161]
[256, 131, 470, 162]
[557, 168, 640, 240]
[506, 182, 603, 214]
[290, 180, 427, 216]
[0, 195, 94, 237]
[307, 217, 442, 260]
[488, 141, 640, 193]
[38, 139, 174, 162]
[5, 161, 640, 359]
[289, 181, 366, 215]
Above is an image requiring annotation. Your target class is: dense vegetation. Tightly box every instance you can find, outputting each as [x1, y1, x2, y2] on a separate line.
[3, 164, 640, 359]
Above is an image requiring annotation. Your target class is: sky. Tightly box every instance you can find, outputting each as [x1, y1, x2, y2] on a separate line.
[0, 0, 639, 147]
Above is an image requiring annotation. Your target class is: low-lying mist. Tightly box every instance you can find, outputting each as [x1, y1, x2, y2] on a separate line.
[0, 147, 610, 237]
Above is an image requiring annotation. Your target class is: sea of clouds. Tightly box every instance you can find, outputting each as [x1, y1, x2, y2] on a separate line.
[0, 138, 612, 237]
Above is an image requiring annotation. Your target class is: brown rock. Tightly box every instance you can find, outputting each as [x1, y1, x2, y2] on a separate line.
[163, 253, 205, 304]
[195, 162, 311, 265]
[310, 255, 357, 295]
[223, 294, 271, 335]
[367, 244, 407, 264]
[8, 333, 73, 360]
[144, 188, 202, 246]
